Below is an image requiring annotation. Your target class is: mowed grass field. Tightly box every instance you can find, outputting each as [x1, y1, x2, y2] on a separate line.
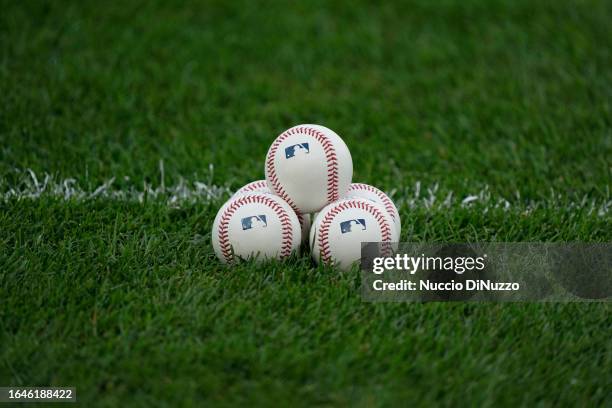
[1, 0, 611, 406]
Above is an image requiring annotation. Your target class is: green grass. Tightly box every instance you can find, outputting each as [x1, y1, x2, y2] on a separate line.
[1, 0, 611, 406]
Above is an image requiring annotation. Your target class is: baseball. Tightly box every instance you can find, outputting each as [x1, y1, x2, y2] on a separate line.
[232, 180, 311, 243]
[345, 183, 401, 237]
[212, 193, 301, 263]
[265, 124, 353, 213]
[310, 198, 398, 271]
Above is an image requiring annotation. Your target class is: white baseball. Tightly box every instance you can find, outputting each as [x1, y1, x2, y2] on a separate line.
[232, 180, 311, 243]
[346, 183, 401, 237]
[265, 124, 353, 213]
[212, 193, 301, 263]
[310, 198, 398, 271]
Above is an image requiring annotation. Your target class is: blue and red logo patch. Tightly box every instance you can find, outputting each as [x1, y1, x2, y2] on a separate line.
[285, 143, 310, 159]
[340, 219, 366, 234]
[241, 215, 267, 230]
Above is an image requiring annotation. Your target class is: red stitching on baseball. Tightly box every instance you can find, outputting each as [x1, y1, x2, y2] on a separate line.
[236, 181, 304, 228]
[239, 180, 269, 193]
[295, 210, 304, 227]
[317, 200, 392, 264]
[218, 194, 295, 263]
[266, 125, 340, 211]
[348, 183, 398, 222]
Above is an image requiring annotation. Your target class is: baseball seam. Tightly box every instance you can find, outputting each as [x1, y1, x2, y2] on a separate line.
[266, 125, 340, 211]
[236, 181, 304, 226]
[317, 200, 393, 264]
[349, 183, 398, 221]
[218, 194, 295, 263]
[238, 180, 269, 193]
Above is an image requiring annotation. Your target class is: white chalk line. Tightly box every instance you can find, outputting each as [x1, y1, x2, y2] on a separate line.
[0, 165, 610, 216]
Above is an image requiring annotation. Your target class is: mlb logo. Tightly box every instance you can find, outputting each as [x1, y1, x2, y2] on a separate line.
[241, 215, 267, 230]
[285, 143, 310, 159]
[340, 219, 366, 234]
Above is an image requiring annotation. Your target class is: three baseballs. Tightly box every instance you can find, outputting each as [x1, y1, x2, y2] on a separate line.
[213, 124, 401, 268]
